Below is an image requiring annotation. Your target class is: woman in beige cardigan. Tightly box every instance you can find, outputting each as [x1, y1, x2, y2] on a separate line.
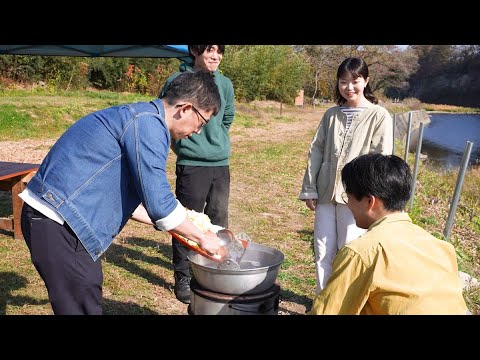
[299, 57, 393, 295]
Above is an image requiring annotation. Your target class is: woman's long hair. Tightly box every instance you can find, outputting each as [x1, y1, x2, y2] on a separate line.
[334, 57, 378, 106]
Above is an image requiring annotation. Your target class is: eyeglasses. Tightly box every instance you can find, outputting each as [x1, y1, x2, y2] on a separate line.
[341, 192, 349, 204]
[191, 104, 210, 128]
[176, 103, 210, 128]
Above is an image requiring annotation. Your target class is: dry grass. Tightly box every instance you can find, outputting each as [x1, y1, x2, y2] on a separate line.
[0, 101, 327, 315]
[386, 98, 480, 114]
[0, 98, 478, 315]
[423, 103, 480, 113]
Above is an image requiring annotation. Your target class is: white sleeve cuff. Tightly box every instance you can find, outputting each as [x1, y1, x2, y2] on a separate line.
[155, 200, 186, 231]
[298, 192, 318, 200]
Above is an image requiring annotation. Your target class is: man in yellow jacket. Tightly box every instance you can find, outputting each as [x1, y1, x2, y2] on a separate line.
[309, 153, 468, 315]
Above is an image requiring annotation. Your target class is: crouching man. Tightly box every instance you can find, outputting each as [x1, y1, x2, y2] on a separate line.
[309, 153, 468, 315]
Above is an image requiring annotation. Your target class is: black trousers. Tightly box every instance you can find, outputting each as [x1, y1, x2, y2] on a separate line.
[173, 165, 230, 278]
[21, 203, 103, 315]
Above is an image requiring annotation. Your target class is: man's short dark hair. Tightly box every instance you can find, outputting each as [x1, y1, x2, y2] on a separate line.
[161, 71, 221, 116]
[341, 153, 412, 211]
[188, 45, 225, 58]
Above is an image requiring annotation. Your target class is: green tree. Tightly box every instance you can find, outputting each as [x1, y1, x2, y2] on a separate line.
[222, 45, 308, 103]
[266, 47, 309, 112]
[89, 57, 129, 91]
[0, 55, 45, 83]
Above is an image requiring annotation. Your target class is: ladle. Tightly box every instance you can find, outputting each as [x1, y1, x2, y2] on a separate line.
[216, 229, 248, 270]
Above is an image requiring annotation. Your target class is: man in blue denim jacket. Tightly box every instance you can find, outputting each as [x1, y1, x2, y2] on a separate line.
[19, 71, 222, 315]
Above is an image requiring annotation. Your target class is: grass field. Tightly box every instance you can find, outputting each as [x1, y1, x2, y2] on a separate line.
[0, 89, 478, 315]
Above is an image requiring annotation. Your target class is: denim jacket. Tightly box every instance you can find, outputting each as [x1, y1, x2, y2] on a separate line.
[27, 99, 181, 261]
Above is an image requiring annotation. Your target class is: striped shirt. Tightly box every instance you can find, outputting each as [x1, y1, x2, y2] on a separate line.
[340, 107, 367, 132]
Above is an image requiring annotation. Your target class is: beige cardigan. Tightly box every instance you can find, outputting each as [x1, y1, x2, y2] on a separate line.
[299, 105, 393, 204]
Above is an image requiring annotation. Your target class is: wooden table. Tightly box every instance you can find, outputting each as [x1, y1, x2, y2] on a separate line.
[0, 161, 40, 240]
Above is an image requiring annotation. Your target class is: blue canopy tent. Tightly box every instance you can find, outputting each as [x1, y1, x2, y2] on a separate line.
[0, 45, 191, 61]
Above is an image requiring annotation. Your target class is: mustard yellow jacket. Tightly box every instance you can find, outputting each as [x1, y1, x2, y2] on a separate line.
[309, 213, 467, 315]
[299, 105, 393, 204]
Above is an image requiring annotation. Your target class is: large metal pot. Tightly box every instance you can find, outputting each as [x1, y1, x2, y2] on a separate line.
[188, 242, 284, 295]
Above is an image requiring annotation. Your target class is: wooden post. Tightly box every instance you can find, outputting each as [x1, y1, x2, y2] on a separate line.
[11, 175, 27, 240]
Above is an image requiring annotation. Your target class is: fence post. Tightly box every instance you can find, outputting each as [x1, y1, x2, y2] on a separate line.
[443, 141, 474, 241]
[404, 111, 412, 163]
[392, 113, 396, 156]
[409, 122, 425, 211]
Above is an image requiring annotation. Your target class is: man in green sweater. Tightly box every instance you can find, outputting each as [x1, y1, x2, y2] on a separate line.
[160, 45, 235, 303]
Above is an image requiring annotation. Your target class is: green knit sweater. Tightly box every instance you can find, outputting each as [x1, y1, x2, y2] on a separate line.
[160, 62, 235, 166]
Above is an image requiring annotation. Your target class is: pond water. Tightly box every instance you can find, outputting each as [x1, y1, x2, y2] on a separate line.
[420, 113, 480, 169]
